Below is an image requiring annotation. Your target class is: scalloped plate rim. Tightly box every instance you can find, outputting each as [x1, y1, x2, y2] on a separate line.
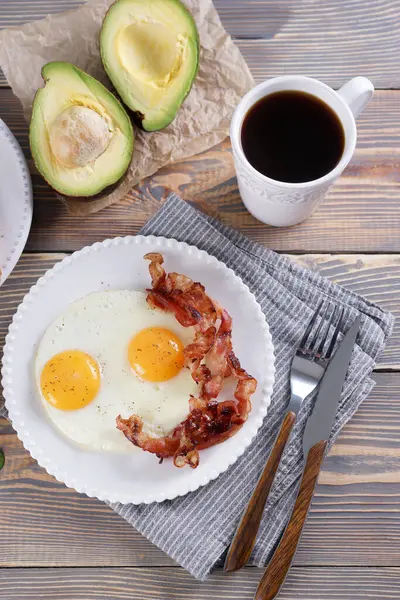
[2, 235, 275, 504]
[0, 118, 33, 286]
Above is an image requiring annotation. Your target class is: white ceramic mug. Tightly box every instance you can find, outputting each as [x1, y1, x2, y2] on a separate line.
[230, 76, 374, 227]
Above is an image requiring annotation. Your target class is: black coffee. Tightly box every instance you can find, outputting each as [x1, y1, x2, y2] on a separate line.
[241, 90, 345, 183]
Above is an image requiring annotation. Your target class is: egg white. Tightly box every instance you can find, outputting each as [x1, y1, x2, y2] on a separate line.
[35, 290, 198, 453]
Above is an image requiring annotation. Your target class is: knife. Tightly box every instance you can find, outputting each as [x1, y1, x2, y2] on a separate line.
[254, 315, 361, 600]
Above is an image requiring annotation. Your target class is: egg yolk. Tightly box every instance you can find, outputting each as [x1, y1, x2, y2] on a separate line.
[40, 350, 101, 410]
[128, 327, 184, 382]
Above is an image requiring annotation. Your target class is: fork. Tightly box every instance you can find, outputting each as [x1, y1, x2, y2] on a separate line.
[224, 302, 343, 572]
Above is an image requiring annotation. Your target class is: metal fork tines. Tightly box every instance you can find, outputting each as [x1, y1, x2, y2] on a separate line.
[224, 303, 346, 573]
[290, 303, 345, 412]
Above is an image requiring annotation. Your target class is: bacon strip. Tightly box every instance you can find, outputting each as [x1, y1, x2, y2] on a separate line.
[145, 253, 167, 290]
[117, 253, 257, 468]
[116, 414, 179, 459]
[202, 309, 232, 400]
[184, 326, 216, 360]
[144, 253, 217, 332]
[116, 390, 249, 469]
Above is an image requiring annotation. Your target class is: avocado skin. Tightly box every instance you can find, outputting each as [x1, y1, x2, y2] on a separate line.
[131, 109, 146, 131]
[32, 154, 130, 204]
[54, 169, 129, 204]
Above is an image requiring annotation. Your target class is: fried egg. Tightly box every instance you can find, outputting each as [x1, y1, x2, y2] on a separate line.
[35, 290, 198, 452]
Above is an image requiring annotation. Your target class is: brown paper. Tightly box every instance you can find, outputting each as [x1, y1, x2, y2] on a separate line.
[0, 0, 253, 215]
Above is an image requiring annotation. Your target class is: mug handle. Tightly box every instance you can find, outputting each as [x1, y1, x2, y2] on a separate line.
[337, 76, 374, 119]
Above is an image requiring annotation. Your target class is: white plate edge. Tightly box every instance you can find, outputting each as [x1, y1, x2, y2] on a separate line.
[2, 235, 276, 504]
[0, 119, 33, 286]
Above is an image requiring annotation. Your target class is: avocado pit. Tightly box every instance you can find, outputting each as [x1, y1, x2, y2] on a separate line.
[49, 106, 113, 169]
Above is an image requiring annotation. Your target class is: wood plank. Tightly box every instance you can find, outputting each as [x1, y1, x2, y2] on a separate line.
[0, 567, 399, 599]
[291, 254, 399, 369]
[0, 253, 398, 368]
[1, 0, 399, 88]
[1, 88, 399, 253]
[1, 373, 400, 567]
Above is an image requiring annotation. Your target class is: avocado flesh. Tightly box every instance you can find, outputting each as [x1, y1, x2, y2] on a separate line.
[100, 0, 199, 131]
[30, 62, 134, 197]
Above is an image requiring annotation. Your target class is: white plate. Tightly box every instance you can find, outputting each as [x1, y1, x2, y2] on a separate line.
[0, 119, 33, 286]
[2, 236, 275, 504]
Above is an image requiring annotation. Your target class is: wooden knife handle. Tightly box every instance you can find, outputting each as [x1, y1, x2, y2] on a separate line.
[224, 411, 296, 572]
[254, 439, 328, 600]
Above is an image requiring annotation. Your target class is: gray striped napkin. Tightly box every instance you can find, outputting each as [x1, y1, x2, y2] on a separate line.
[1, 192, 393, 580]
[107, 192, 393, 579]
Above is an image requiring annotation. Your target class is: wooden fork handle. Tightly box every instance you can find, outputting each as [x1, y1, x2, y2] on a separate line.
[254, 439, 328, 600]
[224, 411, 296, 572]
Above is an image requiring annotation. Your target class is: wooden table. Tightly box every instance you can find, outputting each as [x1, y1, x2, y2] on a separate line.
[1, 1, 400, 598]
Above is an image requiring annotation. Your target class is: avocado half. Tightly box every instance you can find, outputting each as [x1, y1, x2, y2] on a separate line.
[30, 62, 134, 198]
[100, 0, 199, 132]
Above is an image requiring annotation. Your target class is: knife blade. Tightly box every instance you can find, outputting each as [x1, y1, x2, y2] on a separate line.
[302, 314, 361, 457]
[254, 315, 361, 600]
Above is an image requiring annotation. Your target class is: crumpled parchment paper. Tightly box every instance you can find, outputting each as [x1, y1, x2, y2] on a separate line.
[0, 0, 253, 215]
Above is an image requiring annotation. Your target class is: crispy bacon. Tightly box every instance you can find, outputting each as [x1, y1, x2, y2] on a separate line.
[145, 253, 167, 290]
[116, 414, 180, 458]
[116, 386, 250, 468]
[117, 253, 257, 468]
[184, 326, 216, 360]
[144, 253, 217, 332]
[202, 309, 233, 400]
[146, 290, 201, 327]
